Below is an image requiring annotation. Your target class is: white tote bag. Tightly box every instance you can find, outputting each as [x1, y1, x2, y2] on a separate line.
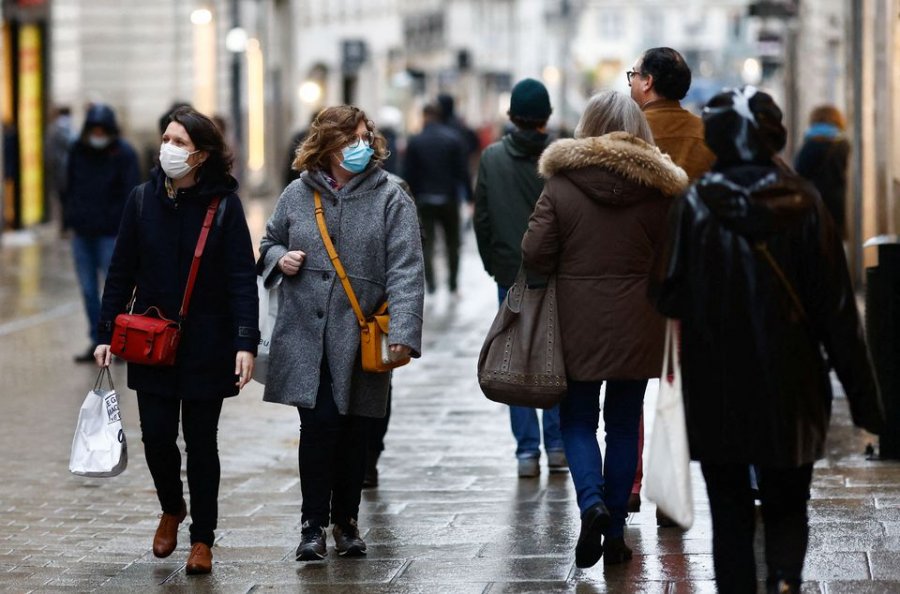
[252, 275, 280, 384]
[69, 368, 127, 477]
[645, 320, 694, 529]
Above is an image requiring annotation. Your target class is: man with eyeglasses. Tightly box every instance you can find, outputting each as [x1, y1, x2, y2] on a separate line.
[627, 47, 715, 528]
[628, 47, 714, 181]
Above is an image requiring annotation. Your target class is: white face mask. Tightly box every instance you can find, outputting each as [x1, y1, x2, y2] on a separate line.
[159, 142, 199, 180]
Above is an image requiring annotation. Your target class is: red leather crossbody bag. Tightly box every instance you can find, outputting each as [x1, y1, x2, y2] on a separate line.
[110, 197, 221, 366]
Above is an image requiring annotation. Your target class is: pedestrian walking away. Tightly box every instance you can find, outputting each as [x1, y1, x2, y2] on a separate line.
[94, 107, 259, 576]
[521, 90, 688, 569]
[65, 103, 140, 363]
[794, 105, 851, 240]
[627, 46, 716, 520]
[404, 103, 473, 296]
[474, 77, 566, 478]
[650, 86, 885, 594]
[258, 105, 424, 562]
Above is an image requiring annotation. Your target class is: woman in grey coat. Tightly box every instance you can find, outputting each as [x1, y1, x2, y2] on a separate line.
[258, 106, 424, 561]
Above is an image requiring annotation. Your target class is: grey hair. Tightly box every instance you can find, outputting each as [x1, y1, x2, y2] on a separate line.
[575, 90, 655, 144]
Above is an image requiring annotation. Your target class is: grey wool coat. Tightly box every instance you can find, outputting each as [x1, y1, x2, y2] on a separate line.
[258, 166, 425, 418]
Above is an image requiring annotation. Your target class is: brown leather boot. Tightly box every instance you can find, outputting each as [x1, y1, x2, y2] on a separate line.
[152, 499, 187, 558]
[186, 542, 212, 575]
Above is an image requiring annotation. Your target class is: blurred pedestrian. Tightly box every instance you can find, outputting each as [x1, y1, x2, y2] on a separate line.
[474, 78, 565, 478]
[258, 105, 424, 561]
[437, 93, 481, 173]
[650, 87, 884, 594]
[404, 103, 472, 296]
[212, 114, 243, 185]
[377, 106, 403, 176]
[521, 90, 688, 568]
[283, 113, 319, 188]
[628, 46, 715, 519]
[94, 107, 259, 575]
[794, 105, 850, 239]
[44, 105, 75, 231]
[65, 104, 140, 363]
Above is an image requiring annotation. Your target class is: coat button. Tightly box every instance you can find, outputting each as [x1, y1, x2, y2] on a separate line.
[322, 272, 328, 281]
[317, 310, 324, 319]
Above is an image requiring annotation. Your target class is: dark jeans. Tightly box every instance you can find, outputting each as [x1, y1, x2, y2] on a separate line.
[559, 379, 646, 537]
[701, 462, 814, 593]
[137, 392, 224, 547]
[72, 234, 116, 345]
[298, 359, 369, 529]
[418, 201, 460, 292]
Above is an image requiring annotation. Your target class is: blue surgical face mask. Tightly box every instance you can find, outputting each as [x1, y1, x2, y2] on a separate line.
[339, 142, 374, 174]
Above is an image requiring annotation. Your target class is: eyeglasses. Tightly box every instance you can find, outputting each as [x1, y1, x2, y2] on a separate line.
[626, 70, 642, 85]
[348, 131, 375, 148]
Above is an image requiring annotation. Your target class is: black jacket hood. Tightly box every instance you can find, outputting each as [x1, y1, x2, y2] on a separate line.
[82, 104, 120, 136]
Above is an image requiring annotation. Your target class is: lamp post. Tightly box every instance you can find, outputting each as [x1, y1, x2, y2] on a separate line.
[228, 0, 243, 153]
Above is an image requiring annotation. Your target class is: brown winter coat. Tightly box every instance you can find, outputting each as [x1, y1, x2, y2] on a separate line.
[643, 99, 715, 181]
[521, 132, 689, 381]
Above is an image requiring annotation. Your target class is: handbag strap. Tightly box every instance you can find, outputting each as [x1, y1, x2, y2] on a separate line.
[754, 241, 809, 325]
[313, 191, 368, 329]
[179, 196, 222, 321]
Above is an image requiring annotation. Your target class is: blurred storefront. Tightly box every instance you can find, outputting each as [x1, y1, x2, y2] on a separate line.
[2, 0, 49, 230]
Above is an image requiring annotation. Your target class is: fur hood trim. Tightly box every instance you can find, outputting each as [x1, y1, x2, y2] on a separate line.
[539, 132, 689, 196]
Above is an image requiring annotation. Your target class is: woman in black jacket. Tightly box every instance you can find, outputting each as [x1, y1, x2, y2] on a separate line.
[651, 88, 884, 594]
[94, 107, 259, 575]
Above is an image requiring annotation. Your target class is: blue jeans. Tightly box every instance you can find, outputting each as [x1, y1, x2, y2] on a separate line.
[72, 234, 117, 345]
[560, 378, 647, 537]
[498, 284, 563, 458]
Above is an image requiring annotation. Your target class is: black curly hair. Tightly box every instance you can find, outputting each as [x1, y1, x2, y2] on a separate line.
[640, 47, 692, 101]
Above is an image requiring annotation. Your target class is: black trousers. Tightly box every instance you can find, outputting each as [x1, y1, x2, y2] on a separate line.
[418, 201, 460, 292]
[298, 359, 369, 530]
[136, 392, 224, 547]
[701, 462, 814, 593]
[367, 385, 391, 457]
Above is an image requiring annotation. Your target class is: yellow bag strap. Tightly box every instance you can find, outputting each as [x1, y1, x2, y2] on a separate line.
[313, 191, 368, 329]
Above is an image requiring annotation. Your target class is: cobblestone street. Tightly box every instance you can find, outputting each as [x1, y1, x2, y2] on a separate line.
[0, 208, 899, 593]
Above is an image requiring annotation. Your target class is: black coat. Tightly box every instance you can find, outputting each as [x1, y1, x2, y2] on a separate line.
[474, 129, 549, 287]
[65, 138, 140, 236]
[651, 164, 884, 466]
[403, 122, 473, 203]
[794, 137, 850, 239]
[98, 170, 259, 400]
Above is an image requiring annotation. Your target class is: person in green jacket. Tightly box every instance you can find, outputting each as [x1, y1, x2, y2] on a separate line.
[474, 78, 567, 478]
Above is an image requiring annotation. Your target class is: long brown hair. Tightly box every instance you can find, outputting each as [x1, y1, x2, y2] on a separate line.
[292, 105, 389, 173]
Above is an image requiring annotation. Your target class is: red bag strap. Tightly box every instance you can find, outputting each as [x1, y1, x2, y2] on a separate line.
[179, 196, 222, 321]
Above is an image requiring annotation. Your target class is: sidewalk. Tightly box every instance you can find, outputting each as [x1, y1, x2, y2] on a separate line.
[0, 222, 898, 592]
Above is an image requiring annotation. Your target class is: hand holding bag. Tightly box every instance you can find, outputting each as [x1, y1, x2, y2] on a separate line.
[477, 270, 567, 409]
[313, 191, 410, 373]
[645, 320, 694, 529]
[110, 196, 221, 366]
[69, 368, 128, 477]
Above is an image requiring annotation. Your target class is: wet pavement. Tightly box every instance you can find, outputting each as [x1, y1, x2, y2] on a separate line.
[1, 204, 899, 593]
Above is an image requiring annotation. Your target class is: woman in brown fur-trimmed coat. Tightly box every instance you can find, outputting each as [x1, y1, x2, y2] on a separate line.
[521, 90, 688, 569]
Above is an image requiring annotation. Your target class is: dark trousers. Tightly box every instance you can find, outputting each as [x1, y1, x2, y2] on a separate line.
[298, 359, 369, 529]
[418, 201, 460, 292]
[137, 393, 224, 547]
[701, 462, 813, 593]
[367, 385, 391, 457]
